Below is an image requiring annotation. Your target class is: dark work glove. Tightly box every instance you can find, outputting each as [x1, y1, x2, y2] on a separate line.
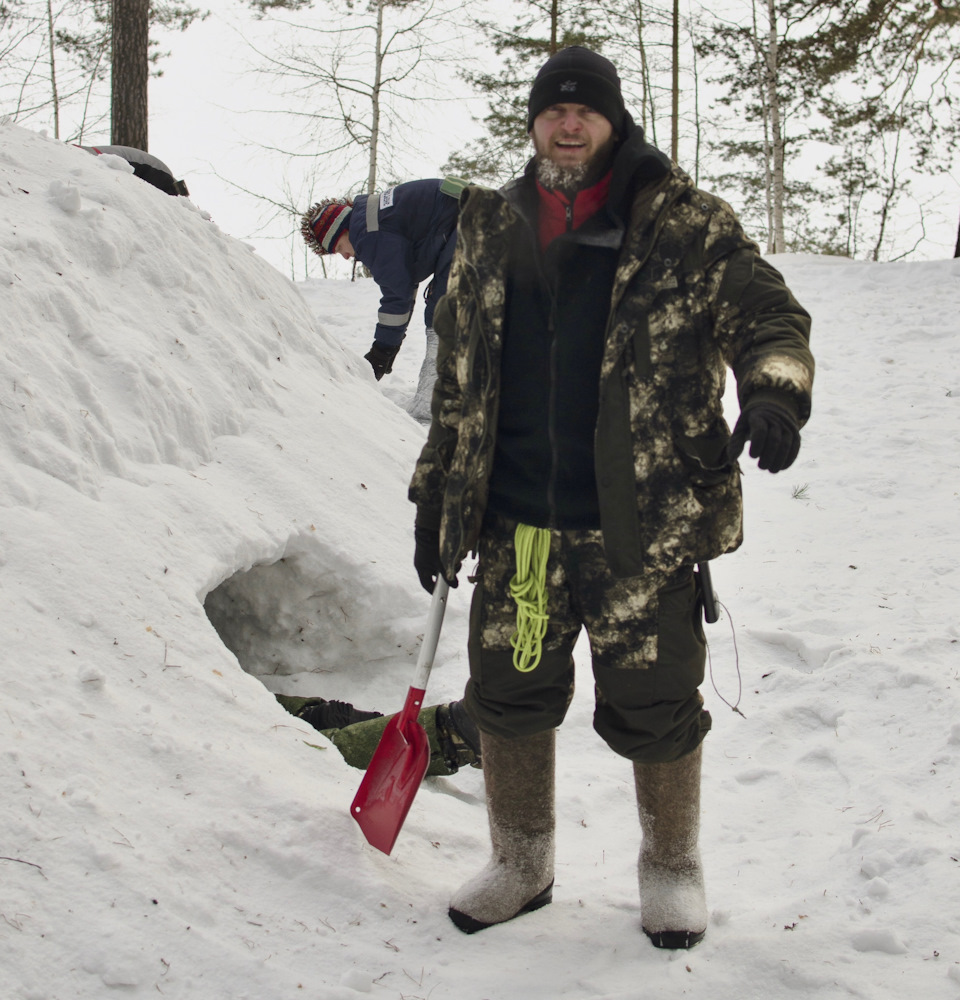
[414, 524, 458, 594]
[363, 341, 400, 381]
[728, 403, 801, 473]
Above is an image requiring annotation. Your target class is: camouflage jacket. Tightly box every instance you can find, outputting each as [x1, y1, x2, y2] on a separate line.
[409, 157, 814, 581]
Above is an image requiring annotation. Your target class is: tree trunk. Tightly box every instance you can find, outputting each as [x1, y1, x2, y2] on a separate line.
[111, 0, 149, 150]
[46, 0, 60, 139]
[690, 15, 700, 183]
[635, 1, 656, 142]
[367, 0, 384, 194]
[671, 0, 679, 162]
[765, 0, 785, 253]
[751, 0, 774, 251]
[954, 208, 960, 258]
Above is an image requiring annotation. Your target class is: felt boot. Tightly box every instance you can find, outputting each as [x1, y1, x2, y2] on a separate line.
[406, 327, 438, 423]
[449, 728, 555, 933]
[634, 743, 708, 949]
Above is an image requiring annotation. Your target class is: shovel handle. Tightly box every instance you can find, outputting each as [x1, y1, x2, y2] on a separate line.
[410, 577, 449, 692]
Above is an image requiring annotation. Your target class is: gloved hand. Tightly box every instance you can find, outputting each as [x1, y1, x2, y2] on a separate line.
[414, 524, 458, 594]
[728, 402, 801, 473]
[364, 341, 400, 381]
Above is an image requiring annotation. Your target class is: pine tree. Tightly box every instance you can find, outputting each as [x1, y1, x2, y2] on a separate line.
[698, 1, 960, 258]
[448, 1, 702, 185]
[444, 0, 612, 185]
[803, 1, 960, 258]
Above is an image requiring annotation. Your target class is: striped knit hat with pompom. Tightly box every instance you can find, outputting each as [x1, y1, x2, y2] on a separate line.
[301, 198, 353, 255]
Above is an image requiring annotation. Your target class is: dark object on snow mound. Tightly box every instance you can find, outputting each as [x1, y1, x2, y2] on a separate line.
[81, 145, 189, 197]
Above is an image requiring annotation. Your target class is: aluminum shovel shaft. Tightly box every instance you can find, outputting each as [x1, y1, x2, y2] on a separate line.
[410, 576, 449, 691]
[350, 578, 449, 854]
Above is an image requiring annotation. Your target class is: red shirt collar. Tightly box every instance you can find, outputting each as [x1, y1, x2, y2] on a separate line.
[536, 170, 613, 251]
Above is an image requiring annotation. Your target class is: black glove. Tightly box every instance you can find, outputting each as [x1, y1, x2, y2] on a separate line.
[414, 525, 458, 594]
[363, 341, 400, 380]
[728, 403, 801, 473]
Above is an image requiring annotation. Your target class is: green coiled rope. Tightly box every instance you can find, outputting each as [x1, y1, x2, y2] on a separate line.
[508, 523, 551, 672]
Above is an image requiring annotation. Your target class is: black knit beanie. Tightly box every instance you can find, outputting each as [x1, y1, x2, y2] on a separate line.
[526, 46, 626, 134]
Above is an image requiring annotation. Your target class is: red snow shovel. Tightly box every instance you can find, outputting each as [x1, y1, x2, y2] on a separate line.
[350, 578, 449, 854]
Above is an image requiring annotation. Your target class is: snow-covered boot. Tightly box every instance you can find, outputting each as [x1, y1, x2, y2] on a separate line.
[406, 327, 438, 423]
[633, 743, 707, 949]
[449, 728, 555, 933]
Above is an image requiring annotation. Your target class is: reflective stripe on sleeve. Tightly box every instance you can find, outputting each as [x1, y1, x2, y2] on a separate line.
[366, 194, 379, 233]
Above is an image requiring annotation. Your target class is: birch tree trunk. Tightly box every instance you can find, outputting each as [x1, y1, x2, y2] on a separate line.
[366, 0, 385, 193]
[764, 0, 785, 253]
[46, 0, 60, 139]
[751, 0, 774, 251]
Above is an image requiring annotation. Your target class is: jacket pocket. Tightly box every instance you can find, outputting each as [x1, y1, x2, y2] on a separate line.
[673, 426, 733, 488]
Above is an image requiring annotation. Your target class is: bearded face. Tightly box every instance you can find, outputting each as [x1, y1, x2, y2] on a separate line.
[531, 103, 617, 192]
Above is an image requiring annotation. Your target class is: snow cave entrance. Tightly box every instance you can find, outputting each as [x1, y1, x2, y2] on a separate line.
[202, 537, 419, 707]
[202, 536, 368, 698]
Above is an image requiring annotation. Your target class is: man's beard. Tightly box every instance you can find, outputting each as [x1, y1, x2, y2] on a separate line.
[534, 133, 618, 193]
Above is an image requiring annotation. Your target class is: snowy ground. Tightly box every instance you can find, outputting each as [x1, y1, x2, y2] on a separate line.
[2, 123, 959, 1000]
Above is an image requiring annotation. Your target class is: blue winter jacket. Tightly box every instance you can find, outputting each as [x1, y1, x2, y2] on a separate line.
[349, 179, 461, 347]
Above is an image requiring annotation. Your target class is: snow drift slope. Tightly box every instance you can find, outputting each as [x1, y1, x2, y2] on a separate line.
[0, 124, 455, 1000]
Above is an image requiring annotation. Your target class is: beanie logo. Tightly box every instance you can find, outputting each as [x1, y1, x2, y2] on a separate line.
[560, 79, 578, 92]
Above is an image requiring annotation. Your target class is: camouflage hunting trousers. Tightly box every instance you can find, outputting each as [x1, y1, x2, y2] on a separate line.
[464, 513, 712, 763]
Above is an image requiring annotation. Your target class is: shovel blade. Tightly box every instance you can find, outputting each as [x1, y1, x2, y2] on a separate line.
[350, 693, 430, 855]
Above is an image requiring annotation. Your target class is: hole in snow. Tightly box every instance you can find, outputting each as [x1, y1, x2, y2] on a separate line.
[202, 536, 423, 707]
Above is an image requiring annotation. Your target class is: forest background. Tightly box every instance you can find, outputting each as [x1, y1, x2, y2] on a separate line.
[2, 0, 959, 279]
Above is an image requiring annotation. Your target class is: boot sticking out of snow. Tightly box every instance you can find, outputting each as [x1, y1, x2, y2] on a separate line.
[275, 694, 383, 730]
[633, 743, 708, 950]
[406, 327, 438, 424]
[449, 728, 555, 933]
[278, 694, 482, 778]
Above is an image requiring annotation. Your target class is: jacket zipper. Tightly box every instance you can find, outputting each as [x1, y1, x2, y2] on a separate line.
[546, 309, 559, 528]
[504, 190, 570, 529]
[544, 201, 576, 528]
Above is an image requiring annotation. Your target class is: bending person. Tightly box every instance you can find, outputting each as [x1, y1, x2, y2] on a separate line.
[301, 178, 463, 421]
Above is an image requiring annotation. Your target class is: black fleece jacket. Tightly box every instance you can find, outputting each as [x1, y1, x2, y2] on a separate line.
[486, 132, 672, 529]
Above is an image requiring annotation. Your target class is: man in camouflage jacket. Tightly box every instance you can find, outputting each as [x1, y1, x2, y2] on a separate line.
[408, 47, 813, 948]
